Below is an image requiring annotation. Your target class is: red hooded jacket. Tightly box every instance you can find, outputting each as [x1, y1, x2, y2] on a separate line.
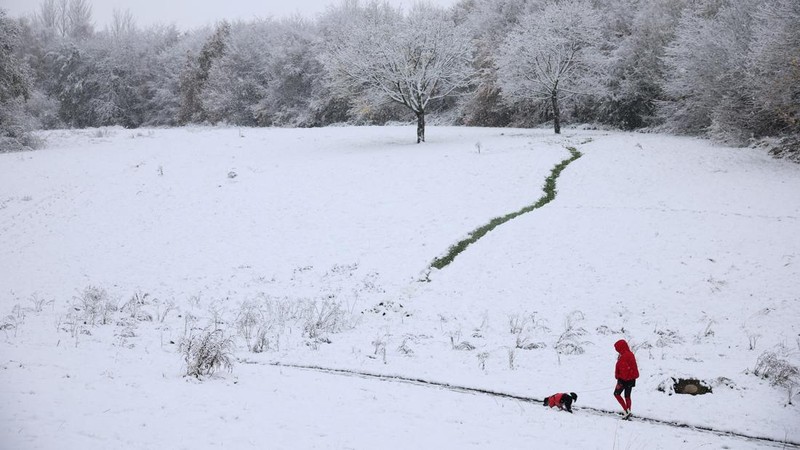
[614, 339, 639, 381]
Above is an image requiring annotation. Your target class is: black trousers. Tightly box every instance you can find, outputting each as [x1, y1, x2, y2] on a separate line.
[614, 379, 635, 397]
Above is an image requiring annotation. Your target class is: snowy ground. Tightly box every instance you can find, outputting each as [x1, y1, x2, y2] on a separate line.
[1, 125, 798, 449]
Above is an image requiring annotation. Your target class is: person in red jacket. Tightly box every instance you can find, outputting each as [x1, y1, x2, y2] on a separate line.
[543, 392, 578, 413]
[613, 339, 639, 419]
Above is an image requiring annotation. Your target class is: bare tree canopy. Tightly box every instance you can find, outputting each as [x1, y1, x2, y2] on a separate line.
[35, 0, 93, 40]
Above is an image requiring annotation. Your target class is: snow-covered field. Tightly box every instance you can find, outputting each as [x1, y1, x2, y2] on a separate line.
[1, 126, 798, 449]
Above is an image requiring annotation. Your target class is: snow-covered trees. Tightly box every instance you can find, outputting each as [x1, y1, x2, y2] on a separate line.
[201, 18, 325, 127]
[496, 0, 602, 134]
[2, 0, 798, 154]
[597, 0, 684, 129]
[749, 0, 800, 136]
[0, 12, 30, 107]
[35, 0, 93, 41]
[0, 10, 36, 151]
[456, 0, 539, 127]
[661, 0, 760, 142]
[179, 21, 230, 124]
[321, 1, 477, 143]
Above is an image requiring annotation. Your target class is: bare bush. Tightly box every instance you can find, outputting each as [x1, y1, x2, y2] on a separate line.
[754, 350, 799, 404]
[230, 295, 356, 353]
[508, 311, 548, 335]
[371, 335, 387, 364]
[596, 325, 625, 335]
[180, 327, 235, 378]
[655, 328, 685, 348]
[509, 311, 548, 350]
[156, 299, 175, 323]
[29, 293, 53, 312]
[449, 330, 475, 351]
[74, 286, 117, 325]
[478, 351, 489, 371]
[121, 291, 153, 321]
[250, 326, 273, 353]
[515, 333, 546, 350]
[397, 337, 415, 356]
[1, 314, 19, 338]
[693, 320, 716, 344]
[61, 312, 89, 347]
[235, 301, 264, 350]
[301, 299, 349, 342]
[508, 313, 529, 335]
[554, 311, 590, 356]
[746, 331, 760, 351]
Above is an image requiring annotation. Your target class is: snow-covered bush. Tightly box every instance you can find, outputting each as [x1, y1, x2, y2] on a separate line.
[477, 351, 489, 371]
[300, 299, 350, 342]
[515, 334, 546, 351]
[121, 291, 153, 322]
[235, 300, 264, 350]
[250, 326, 272, 353]
[508, 313, 527, 335]
[397, 336, 415, 356]
[155, 298, 175, 323]
[73, 286, 117, 326]
[655, 328, 684, 348]
[508, 311, 548, 350]
[448, 330, 475, 351]
[1, 310, 20, 337]
[28, 293, 53, 313]
[231, 295, 354, 352]
[179, 327, 235, 378]
[371, 334, 387, 364]
[554, 311, 590, 356]
[753, 350, 799, 404]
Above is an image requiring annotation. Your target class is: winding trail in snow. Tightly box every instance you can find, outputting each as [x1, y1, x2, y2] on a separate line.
[262, 361, 800, 449]
[428, 145, 583, 272]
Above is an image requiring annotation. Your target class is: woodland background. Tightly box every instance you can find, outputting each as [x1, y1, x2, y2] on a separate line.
[0, 0, 798, 155]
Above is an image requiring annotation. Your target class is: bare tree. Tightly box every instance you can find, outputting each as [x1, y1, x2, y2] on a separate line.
[66, 0, 92, 40]
[35, 0, 59, 31]
[109, 8, 136, 40]
[496, 0, 601, 134]
[34, 0, 93, 39]
[322, 0, 477, 143]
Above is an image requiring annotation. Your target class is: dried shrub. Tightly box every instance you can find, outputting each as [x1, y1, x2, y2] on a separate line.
[554, 311, 590, 355]
[180, 327, 235, 378]
[73, 286, 117, 325]
[754, 350, 799, 405]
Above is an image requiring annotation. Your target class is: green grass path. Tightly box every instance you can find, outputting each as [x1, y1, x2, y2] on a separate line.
[429, 146, 583, 271]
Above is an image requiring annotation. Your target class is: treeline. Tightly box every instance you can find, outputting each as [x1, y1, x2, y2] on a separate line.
[0, 0, 798, 152]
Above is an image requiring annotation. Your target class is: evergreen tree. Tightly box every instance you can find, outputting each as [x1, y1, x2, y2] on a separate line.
[178, 21, 230, 124]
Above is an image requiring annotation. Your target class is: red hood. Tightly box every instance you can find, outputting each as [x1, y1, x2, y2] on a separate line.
[614, 339, 630, 354]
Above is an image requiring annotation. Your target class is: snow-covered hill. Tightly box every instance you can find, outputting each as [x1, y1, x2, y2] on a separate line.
[1, 126, 798, 449]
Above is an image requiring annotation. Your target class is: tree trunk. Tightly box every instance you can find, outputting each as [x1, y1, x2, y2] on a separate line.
[416, 110, 425, 143]
[551, 88, 561, 135]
